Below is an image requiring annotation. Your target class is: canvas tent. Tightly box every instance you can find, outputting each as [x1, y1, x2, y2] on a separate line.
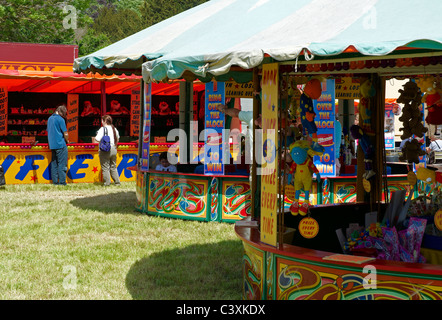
[74, 0, 442, 82]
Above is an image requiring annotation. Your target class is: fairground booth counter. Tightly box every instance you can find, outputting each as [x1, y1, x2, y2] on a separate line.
[0, 42, 204, 185]
[74, 0, 442, 300]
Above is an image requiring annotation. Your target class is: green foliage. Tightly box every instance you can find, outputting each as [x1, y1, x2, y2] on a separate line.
[77, 29, 112, 56]
[0, 0, 209, 57]
[0, 0, 92, 44]
[140, 0, 208, 28]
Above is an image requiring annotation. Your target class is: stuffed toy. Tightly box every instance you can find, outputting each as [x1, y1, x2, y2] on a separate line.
[81, 101, 100, 117]
[109, 100, 129, 115]
[350, 125, 375, 180]
[416, 76, 442, 125]
[399, 139, 426, 164]
[158, 101, 171, 116]
[397, 80, 428, 139]
[416, 167, 436, 185]
[287, 140, 320, 216]
[299, 78, 325, 154]
[358, 79, 376, 135]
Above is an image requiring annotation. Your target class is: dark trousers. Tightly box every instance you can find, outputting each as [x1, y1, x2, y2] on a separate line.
[51, 146, 68, 185]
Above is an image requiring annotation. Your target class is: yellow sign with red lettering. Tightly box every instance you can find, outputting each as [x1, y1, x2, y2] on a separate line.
[435, 210, 442, 231]
[260, 63, 279, 247]
[0, 87, 7, 136]
[299, 217, 319, 239]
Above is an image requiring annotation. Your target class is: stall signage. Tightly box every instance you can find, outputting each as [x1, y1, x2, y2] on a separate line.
[67, 94, 79, 143]
[298, 217, 319, 239]
[130, 87, 141, 137]
[0, 149, 137, 184]
[384, 103, 395, 150]
[313, 79, 336, 177]
[204, 81, 225, 175]
[260, 63, 279, 247]
[435, 210, 442, 231]
[335, 77, 360, 99]
[225, 81, 254, 98]
[0, 87, 7, 135]
[141, 83, 152, 171]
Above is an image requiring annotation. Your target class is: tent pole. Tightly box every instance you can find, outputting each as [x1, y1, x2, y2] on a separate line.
[101, 81, 106, 115]
[251, 67, 260, 221]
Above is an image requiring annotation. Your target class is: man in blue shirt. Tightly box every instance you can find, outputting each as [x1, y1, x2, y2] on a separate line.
[47, 105, 69, 185]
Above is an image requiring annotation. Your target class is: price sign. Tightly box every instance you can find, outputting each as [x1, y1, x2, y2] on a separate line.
[299, 217, 319, 239]
[435, 210, 442, 231]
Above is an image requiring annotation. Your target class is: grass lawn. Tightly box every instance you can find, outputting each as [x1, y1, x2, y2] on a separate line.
[0, 182, 244, 300]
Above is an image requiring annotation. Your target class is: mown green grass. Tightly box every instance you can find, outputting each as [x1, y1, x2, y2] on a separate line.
[0, 182, 244, 300]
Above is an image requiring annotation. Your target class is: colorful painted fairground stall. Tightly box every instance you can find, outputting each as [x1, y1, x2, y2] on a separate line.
[0, 42, 206, 185]
[74, 0, 442, 300]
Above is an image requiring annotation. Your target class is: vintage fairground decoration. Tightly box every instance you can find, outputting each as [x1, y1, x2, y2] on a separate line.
[204, 81, 225, 175]
[298, 217, 319, 239]
[260, 63, 279, 247]
[0, 87, 7, 136]
[313, 79, 336, 177]
[141, 82, 152, 171]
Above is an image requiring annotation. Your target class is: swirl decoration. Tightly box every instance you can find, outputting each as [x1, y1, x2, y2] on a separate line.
[243, 249, 263, 300]
[210, 177, 219, 221]
[321, 178, 331, 204]
[223, 182, 251, 218]
[335, 183, 357, 203]
[148, 177, 206, 216]
[278, 265, 442, 300]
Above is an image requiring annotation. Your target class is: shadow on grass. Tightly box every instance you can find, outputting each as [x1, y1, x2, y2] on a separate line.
[70, 191, 139, 215]
[126, 240, 244, 300]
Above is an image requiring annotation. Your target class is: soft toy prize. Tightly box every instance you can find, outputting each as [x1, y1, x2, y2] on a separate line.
[416, 75, 442, 125]
[396, 80, 428, 164]
[288, 140, 321, 216]
[299, 78, 325, 154]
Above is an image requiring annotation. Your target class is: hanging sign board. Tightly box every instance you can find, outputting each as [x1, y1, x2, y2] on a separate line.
[335, 77, 360, 99]
[435, 210, 442, 231]
[140, 83, 152, 171]
[0, 87, 7, 136]
[130, 87, 141, 137]
[260, 63, 279, 247]
[299, 217, 319, 239]
[204, 81, 225, 175]
[313, 79, 336, 177]
[225, 81, 254, 98]
[67, 94, 79, 143]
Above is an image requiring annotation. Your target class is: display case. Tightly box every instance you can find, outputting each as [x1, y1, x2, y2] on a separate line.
[78, 93, 132, 143]
[7, 92, 67, 143]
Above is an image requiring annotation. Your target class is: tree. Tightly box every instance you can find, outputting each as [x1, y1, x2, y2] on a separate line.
[78, 5, 143, 56]
[140, 0, 208, 28]
[0, 0, 93, 44]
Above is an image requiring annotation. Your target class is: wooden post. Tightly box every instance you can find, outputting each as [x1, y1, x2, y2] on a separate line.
[100, 81, 107, 115]
[251, 68, 260, 220]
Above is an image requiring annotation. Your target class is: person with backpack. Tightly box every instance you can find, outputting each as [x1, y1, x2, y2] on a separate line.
[93, 115, 121, 186]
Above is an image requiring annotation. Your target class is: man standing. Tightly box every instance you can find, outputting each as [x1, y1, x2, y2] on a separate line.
[47, 105, 69, 185]
[427, 135, 442, 153]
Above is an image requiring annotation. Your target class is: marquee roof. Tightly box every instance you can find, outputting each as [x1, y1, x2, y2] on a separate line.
[73, 0, 442, 82]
